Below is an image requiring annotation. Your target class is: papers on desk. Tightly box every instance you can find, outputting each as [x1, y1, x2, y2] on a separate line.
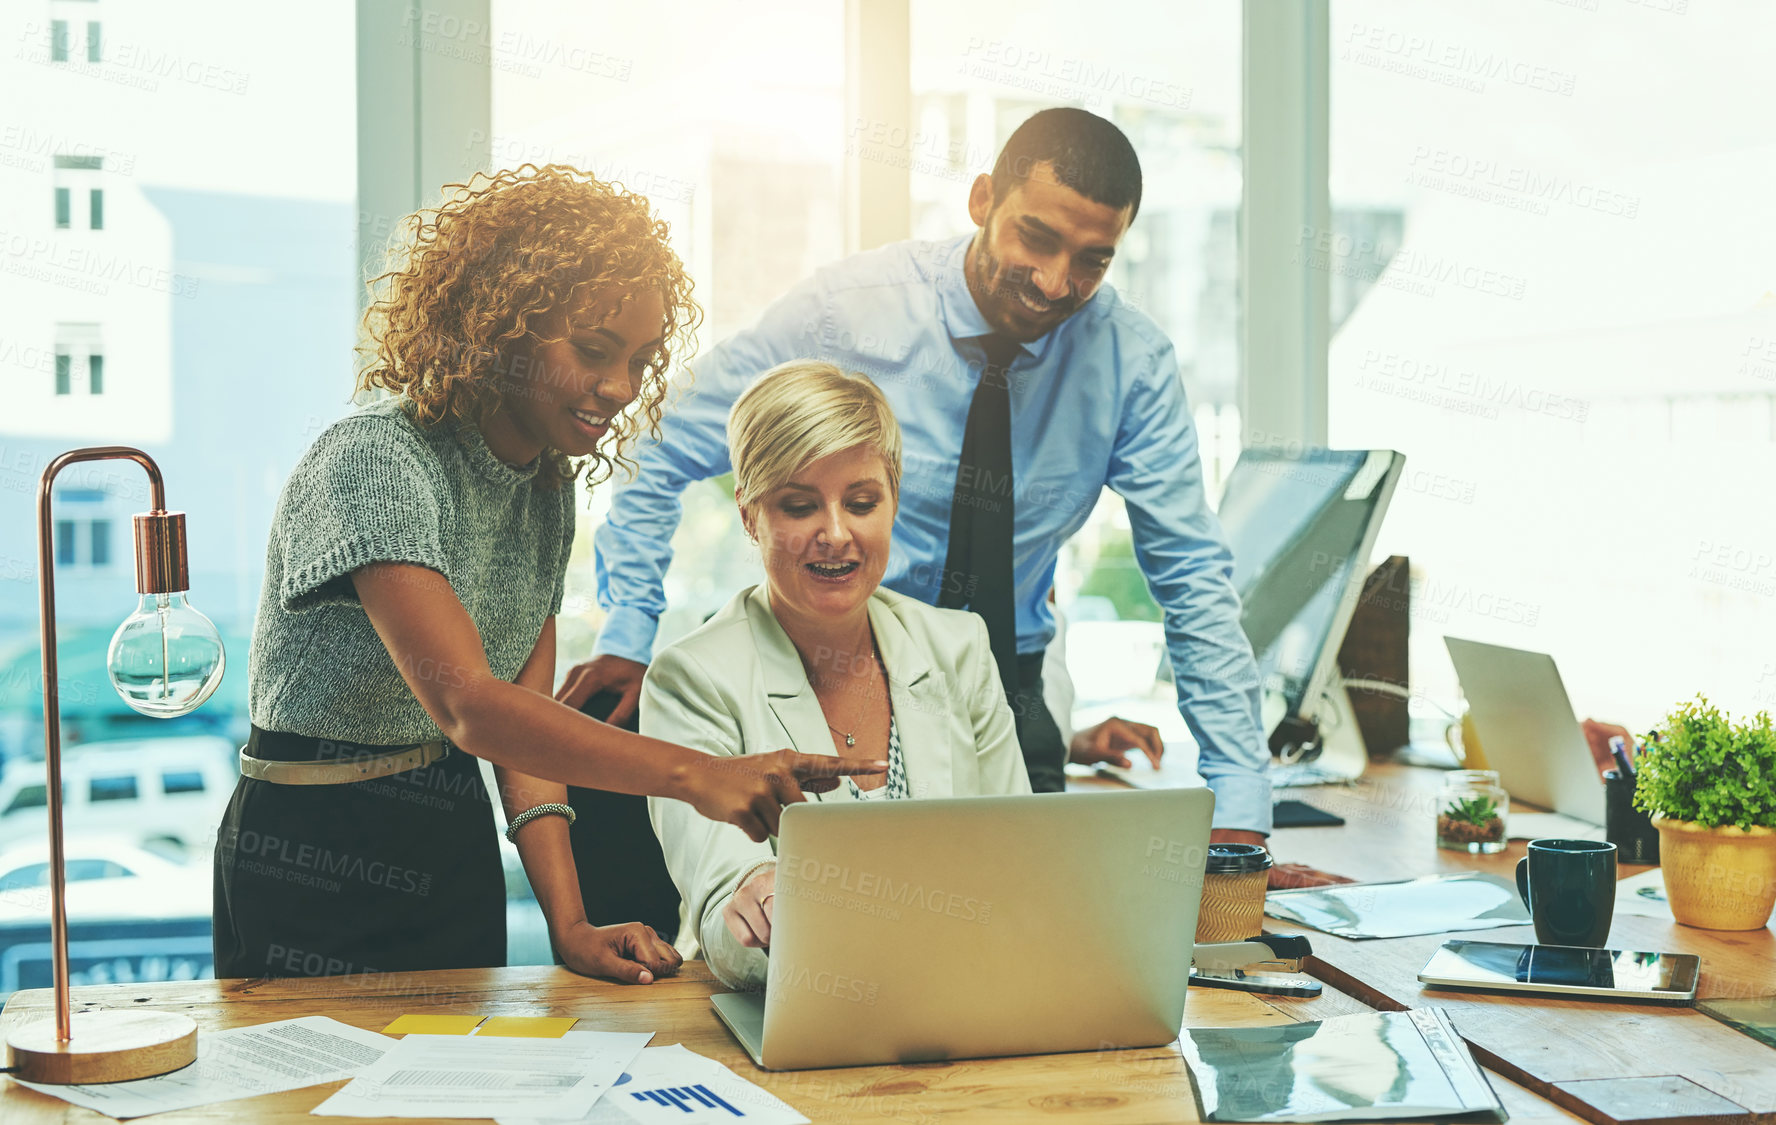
[312, 1030, 650, 1119]
[1180, 1008, 1505, 1123]
[498, 1044, 809, 1125]
[1611, 866, 1675, 920]
[1265, 872, 1531, 940]
[12, 1015, 393, 1120]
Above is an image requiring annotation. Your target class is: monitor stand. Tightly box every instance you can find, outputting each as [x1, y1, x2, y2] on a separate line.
[1271, 675, 1368, 788]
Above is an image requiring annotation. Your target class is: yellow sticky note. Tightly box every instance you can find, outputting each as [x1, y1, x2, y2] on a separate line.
[383, 1014, 485, 1036]
[476, 1017, 578, 1038]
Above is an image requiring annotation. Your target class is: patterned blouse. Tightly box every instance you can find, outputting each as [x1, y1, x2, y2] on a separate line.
[846, 713, 910, 801]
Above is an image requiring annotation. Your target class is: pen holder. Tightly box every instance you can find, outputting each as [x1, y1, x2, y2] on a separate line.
[1603, 769, 1659, 865]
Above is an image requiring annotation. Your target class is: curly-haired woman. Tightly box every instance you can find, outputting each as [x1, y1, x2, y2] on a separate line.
[213, 166, 882, 983]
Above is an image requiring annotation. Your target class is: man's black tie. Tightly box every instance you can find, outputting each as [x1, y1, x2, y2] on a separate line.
[938, 334, 1021, 701]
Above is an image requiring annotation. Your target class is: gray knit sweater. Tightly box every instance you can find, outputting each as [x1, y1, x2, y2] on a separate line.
[248, 398, 575, 744]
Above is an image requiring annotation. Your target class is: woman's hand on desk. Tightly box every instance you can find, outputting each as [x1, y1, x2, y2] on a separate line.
[682, 750, 888, 842]
[724, 865, 778, 950]
[556, 920, 682, 985]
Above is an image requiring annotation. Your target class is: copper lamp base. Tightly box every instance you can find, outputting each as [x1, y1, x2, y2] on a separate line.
[6, 1009, 198, 1084]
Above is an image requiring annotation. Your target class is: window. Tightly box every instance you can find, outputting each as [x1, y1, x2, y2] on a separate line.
[55, 520, 77, 565]
[53, 322, 102, 396]
[0, 863, 50, 893]
[90, 520, 111, 567]
[65, 859, 133, 882]
[1328, 1, 1776, 725]
[86, 20, 101, 63]
[52, 155, 103, 232]
[161, 771, 206, 795]
[492, 0, 846, 665]
[51, 20, 69, 62]
[89, 775, 140, 802]
[3, 786, 49, 816]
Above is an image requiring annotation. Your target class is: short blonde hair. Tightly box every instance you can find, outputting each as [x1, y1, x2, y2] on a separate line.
[728, 360, 903, 511]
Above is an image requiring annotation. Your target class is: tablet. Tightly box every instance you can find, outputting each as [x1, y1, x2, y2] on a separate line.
[1418, 939, 1699, 1003]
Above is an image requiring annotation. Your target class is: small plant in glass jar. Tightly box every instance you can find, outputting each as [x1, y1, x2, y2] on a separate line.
[1437, 770, 1508, 853]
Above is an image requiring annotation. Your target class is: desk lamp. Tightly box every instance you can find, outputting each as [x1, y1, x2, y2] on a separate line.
[6, 447, 225, 1083]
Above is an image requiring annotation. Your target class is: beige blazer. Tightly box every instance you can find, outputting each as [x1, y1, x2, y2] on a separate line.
[642, 584, 1030, 989]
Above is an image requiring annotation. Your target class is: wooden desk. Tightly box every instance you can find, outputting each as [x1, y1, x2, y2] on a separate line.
[1261, 762, 1776, 1125]
[4, 761, 1759, 1123]
[0, 961, 1581, 1124]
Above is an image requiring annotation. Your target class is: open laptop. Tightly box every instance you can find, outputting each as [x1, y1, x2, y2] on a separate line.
[1444, 637, 1607, 825]
[710, 788, 1215, 1070]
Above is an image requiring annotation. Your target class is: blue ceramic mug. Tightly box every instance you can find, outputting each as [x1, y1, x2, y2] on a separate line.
[1515, 838, 1617, 946]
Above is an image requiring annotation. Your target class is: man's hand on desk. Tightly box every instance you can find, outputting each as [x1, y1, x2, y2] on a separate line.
[1068, 717, 1164, 770]
[1266, 863, 1356, 890]
[1209, 829, 1355, 890]
[555, 654, 648, 725]
[555, 919, 682, 985]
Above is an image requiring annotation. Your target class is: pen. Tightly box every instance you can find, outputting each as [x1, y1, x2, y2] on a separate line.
[1609, 735, 1635, 779]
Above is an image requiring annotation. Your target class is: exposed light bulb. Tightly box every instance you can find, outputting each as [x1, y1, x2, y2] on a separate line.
[106, 592, 226, 717]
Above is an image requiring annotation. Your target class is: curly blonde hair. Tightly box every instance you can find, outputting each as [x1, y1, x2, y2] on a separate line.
[357, 164, 701, 489]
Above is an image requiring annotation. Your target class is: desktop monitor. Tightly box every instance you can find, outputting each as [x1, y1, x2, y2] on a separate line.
[1216, 447, 1403, 759]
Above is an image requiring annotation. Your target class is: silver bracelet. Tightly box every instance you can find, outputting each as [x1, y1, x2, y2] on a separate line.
[505, 802, 576, 842]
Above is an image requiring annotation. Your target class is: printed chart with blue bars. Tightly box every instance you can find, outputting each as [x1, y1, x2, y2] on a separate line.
[630, 1082, 746, 1116]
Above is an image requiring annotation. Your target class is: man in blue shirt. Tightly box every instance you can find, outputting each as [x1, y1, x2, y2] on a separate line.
[565, 108, 1272, 844]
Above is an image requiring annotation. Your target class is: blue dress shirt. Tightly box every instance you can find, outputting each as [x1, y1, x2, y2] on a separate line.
[593, 234, 1272, 832]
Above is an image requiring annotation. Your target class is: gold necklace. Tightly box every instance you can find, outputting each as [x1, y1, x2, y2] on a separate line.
[820, 638, 880, 748]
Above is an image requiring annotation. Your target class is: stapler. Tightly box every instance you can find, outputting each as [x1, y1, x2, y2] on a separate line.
[1190, 934, 1320, 997]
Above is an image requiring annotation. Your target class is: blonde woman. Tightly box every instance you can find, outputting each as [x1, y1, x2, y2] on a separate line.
[644, 361, 1031, 989]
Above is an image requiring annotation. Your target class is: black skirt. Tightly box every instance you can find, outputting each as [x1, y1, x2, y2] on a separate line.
[212, 727, 506, 979]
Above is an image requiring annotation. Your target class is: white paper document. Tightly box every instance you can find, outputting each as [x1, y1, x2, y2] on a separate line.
[499, 1044, 809, 1125]
[12, 1015, 394, 1120]
[1611, 866, 1675, 919]
[313, 1030, 650, 1119]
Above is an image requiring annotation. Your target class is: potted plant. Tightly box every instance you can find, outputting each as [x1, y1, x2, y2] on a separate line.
[1632, 696, 1776, 930]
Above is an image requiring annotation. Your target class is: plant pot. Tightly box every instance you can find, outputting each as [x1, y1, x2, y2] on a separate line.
[1652, 814, 1776, 930]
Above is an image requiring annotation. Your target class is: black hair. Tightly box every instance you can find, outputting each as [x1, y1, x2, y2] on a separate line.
[990, 107, 1143, 220]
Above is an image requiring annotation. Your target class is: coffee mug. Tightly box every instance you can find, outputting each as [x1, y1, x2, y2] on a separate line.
[1515, 838, 1616, 946]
